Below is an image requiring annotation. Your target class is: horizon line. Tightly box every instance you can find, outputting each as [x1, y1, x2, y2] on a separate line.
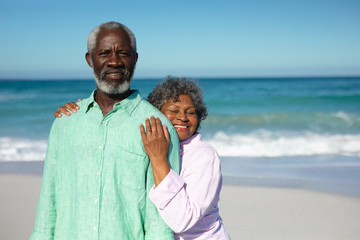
[1, 75, 360, 81]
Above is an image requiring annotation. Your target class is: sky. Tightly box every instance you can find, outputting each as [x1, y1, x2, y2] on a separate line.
[0, 0, 359, 79]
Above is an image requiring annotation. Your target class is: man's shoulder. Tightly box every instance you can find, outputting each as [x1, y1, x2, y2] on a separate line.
[134, 98, 162, 117]
[51, 96, 91, 128]
[134, 99, 173, 126]
[135, 98, 158, 112]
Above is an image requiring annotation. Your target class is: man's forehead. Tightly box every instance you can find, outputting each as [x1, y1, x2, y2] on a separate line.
[96, 29, 131, 45]
[99, 28, 127, 36]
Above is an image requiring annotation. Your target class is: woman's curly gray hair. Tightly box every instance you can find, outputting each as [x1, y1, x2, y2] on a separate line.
[148, 76, 208, 131]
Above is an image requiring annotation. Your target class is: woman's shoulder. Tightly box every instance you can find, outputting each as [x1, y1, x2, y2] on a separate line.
[189, 134, 216, 149]
[182, 134, 221, 173]
[185, 134, 219, 159]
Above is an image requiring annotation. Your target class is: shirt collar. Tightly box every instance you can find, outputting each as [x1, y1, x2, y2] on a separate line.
[84, 89, 142, 116]
[180, 133, 201, 156]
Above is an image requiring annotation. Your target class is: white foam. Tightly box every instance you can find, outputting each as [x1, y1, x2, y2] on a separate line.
[1, 131, 360, 162]
[333, 111, 355, 126]
[0, 137, 47, 162]
[0, 94, 36, 101]
[205, 130, 360, 157]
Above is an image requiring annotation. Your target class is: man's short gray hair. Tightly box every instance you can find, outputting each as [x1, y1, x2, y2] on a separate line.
[87, 21, 137, 56]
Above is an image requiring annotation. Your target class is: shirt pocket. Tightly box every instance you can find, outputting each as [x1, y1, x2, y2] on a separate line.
[110, 144, 148, 191]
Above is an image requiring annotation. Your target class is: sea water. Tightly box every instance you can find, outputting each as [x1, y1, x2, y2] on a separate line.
[1, 77, 360, 195]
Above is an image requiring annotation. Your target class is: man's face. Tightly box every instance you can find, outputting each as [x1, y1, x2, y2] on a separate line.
[86, 29, 138, 95]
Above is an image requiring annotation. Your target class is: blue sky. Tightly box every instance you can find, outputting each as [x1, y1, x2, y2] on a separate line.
[1, 0, 359, 79]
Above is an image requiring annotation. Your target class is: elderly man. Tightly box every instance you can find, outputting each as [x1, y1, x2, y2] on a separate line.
[30, 22, 180, 239]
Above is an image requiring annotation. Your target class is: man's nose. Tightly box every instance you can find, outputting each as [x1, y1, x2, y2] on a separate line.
[107, 53, 124, 67]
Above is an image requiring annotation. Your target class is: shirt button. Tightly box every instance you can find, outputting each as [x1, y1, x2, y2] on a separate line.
[102, 120, 106, 125]
[96, 171, 100, 175]
[93, 226, 97, 230]
[94, 199, 98, 203]
[98, 146, 103, 150]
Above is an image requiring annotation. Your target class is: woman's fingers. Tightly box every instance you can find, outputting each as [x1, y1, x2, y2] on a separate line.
[154, 117, 166, 136]
[54, 101, 80, 118]
[150, 116, 158, 134]
[65, 102, 79, 113]
[54, 106, 70, 118]
[145, 118, 151, 135]
[163, 124, 170, 142]
[142, 116, 168, 139]
[59, 106, 71, 115]
[54, 111, 62, 118]
[140, 124, 147, 142]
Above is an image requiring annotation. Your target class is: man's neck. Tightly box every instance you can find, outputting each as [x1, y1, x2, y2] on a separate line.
[95, 88, 133, 116]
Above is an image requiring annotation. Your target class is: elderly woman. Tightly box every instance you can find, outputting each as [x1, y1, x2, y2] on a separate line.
[55, 77, 230, 239]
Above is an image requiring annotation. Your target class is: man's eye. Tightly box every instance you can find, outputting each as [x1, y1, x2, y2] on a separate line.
[119, 51, 130, 56]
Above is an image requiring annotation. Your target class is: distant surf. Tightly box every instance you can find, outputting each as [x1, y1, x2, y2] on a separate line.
[1, 130, 359, 162]
[1, 77, 359, 161]
[1, 77, 359, 196]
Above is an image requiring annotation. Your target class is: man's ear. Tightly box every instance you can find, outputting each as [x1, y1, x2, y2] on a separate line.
[85, 53, 92, 67]
[134, 52, 138, 64]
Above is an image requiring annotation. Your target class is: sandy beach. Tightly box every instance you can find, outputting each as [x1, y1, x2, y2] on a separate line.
[220, 185, 360, 240]
[1, 173, 360, 240]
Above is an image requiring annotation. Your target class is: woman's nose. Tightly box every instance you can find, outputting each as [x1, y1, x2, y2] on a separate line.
[177, 111, 188, 121]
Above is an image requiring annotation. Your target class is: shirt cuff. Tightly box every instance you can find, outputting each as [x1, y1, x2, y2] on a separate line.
[149, 169, 185, 210]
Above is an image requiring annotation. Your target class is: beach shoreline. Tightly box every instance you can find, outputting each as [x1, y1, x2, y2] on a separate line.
[1, 169, 360, 239]
[3, 156, 360, 198]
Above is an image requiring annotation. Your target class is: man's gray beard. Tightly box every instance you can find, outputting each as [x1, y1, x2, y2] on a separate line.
[94, 69, 132, 95]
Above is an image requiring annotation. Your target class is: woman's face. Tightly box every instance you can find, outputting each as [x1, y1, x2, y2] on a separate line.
[160, 94, 198, 142]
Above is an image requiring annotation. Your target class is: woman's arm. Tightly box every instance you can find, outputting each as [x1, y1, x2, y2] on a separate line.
[149, 141, 222, 233]
[140, 116, 171, 187]
[141, 118, 223, 234]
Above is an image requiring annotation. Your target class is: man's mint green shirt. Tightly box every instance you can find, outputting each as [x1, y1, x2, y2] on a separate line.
[30, 90, 180, 240]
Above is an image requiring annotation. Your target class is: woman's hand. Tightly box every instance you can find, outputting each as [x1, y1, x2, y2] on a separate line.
[54, 99, 81, 118]
[140, 116, 171, 186]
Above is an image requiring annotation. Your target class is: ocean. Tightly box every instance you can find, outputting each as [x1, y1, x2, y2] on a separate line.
[1, 77, 360, 196]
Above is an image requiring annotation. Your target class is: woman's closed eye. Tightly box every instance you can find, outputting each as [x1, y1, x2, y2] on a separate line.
[165, 109, 179, 114]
